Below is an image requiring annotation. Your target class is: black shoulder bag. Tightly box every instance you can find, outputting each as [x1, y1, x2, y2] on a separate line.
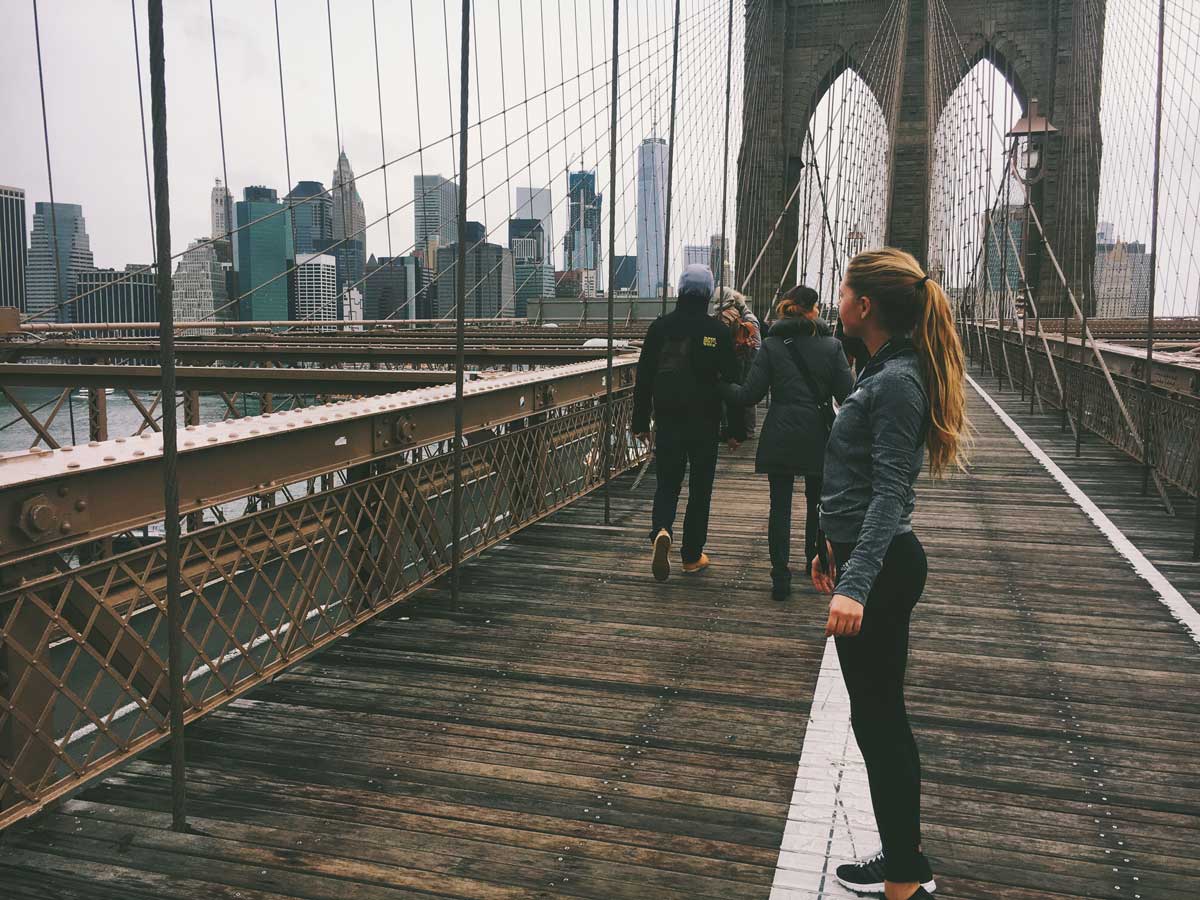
[782, 337, 835, 433]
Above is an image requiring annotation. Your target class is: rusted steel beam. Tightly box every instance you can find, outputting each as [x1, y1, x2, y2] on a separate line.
[0, 363, 459, 394]
[0, 358, 637, 568]
[0, 341, 620, 366]
[18, 318, 541, 333]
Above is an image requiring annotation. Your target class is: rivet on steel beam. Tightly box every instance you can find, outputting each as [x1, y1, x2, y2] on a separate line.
[60, 522, 71, 534]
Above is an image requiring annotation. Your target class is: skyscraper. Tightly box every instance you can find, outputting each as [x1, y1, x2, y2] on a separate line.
[234, 186, 293, 321]
[286, 181, 333, 255]
[414, 174, 459, 247]
[25, 201, 95, 322]
[293, 253, 339, 324]
[683, 245, 709, 269]
[515, 186, 553, 263]
[612, 255, 637, 294]
[437, 239, 515, 318]
[979, 205, 1027, 298]
[709, 234, 731, 287]
[1094, 240, 1152, 318]
[564, 170, 601, 278]
[211, 178, 233, 241]
[0, 185, 26, 311]
[509, 217, 554, 318]
[173, 238, 229, 323]
[331, 152, 366, 245]
[636, 138, 667, 298]
[74, 265, 157, 336]
[364, 254, 422, 320]
[331, 152, 367, 306]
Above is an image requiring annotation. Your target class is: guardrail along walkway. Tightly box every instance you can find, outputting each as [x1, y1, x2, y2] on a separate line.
[2, 389, 1199, 899]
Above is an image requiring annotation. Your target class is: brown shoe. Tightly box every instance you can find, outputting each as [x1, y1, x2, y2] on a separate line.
[651, 530, 672, 582]
[681, 553, 710, 574]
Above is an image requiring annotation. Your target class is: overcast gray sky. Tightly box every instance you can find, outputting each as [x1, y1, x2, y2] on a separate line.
[3, 1, 1193, 316]
[1, 0, 742, 283]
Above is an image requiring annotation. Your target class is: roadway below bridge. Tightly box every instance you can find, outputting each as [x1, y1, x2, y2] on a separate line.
[1, 387, 1197, 899]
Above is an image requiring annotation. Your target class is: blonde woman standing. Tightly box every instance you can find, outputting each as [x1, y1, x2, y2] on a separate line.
[811, 248, 969, 900]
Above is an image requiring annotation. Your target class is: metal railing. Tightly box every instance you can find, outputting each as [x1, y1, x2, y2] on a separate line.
[0, 359, 644, 829]
[964, 320, 1200, 555]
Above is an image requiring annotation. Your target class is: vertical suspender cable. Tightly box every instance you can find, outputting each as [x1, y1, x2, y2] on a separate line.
[30, 0, 64, 328]
[148, 0, 187, 833]
[451, 0, 471, 604]
[603, 0, 621, 526]
[716, 0, 735, 299]
[370, 0, 396, 308]
[659, 0, 682, 316]
[131, 0, 157, 269]
[208, 0, 235, 319]
[1142, 0, 1166, 495]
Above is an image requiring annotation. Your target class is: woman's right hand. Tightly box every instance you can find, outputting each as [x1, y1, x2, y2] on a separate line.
[810, 541, 837, 594]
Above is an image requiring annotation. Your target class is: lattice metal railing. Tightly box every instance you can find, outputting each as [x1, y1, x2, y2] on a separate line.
[968, 325, 1200, 499]
[0, 385, 643, 829]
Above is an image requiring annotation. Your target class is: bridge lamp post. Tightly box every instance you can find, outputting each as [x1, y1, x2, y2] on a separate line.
[1006, 99, 1059, 398]
[1006, 98, 1058, 181]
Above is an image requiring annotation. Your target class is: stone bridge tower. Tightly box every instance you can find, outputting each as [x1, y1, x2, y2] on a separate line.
[737, 0, 1104, 319]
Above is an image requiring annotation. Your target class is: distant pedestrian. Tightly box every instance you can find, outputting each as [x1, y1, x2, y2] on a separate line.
[720, 285, 853, 600]
[633, 265, 745, 582]
[710, 286, 762, 437]
[812, 248, 969, 900]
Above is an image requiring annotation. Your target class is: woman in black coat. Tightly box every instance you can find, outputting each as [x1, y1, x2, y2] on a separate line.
[720, 286, 854, 600]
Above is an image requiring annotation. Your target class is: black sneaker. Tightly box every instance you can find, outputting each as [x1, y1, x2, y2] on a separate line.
[835, 850, 936, 895]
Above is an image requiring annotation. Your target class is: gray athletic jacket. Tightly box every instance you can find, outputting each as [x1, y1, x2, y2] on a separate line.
[820, 339, 929, 605]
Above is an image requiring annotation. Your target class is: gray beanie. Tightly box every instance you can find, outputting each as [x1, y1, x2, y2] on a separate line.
[677, 264, 714, 299]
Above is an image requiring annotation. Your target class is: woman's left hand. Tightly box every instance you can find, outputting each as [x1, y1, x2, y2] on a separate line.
[825, 594, 863, 638]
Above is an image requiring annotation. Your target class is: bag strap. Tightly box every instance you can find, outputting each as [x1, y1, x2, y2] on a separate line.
[782, 337, 828, 408]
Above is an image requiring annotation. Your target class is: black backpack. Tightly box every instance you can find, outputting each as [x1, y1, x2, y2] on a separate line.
[654, 334, 701, 416]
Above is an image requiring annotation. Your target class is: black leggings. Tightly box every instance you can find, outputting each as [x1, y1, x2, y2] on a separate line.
[766, 473, 822, 578]
[833, 531, 930, 884]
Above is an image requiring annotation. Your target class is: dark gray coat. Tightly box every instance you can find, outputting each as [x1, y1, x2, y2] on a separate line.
[720, 317, 854, 476]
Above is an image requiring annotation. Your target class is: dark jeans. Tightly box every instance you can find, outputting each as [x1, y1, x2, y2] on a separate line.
[649, 426, 719, 564]
[833, 531, 931, 884]
[766, 472, 822, 580]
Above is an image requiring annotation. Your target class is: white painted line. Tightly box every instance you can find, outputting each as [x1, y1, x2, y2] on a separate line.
[772, 376, 1199, 896]
[770, 639, 878, 899]
[967, 374, 1200, 645]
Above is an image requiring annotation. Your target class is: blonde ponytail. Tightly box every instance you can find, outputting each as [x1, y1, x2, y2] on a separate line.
[845, 248, 971, 476]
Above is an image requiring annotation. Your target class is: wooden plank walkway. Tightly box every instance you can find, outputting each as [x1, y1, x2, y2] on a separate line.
[1, 386, 1198, 899]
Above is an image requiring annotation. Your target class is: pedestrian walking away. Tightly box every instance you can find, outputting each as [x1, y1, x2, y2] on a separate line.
[632, 264, 746, 582]
[719, 285, 853, 600]
[811, 247, 970, 900]
[711, 286, 762, 437]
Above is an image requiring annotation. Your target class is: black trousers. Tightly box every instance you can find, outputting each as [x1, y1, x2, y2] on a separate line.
[766, 472, 823, 579]
[649, 426, 718, 564]
[833, 531, 931, 884]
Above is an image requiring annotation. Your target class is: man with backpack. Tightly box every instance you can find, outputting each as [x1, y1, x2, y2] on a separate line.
[633, 265, 746, 582]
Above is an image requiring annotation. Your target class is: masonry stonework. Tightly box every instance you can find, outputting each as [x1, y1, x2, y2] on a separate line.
[737, 0, 1103, 320]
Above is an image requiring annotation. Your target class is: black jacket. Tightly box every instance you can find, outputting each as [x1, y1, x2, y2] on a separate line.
[632, 295, 746, 440]
[720, 316, 854, 475]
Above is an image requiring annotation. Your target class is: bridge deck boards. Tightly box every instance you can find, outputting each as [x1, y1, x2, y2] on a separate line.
[2, 386, 1198, 899]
